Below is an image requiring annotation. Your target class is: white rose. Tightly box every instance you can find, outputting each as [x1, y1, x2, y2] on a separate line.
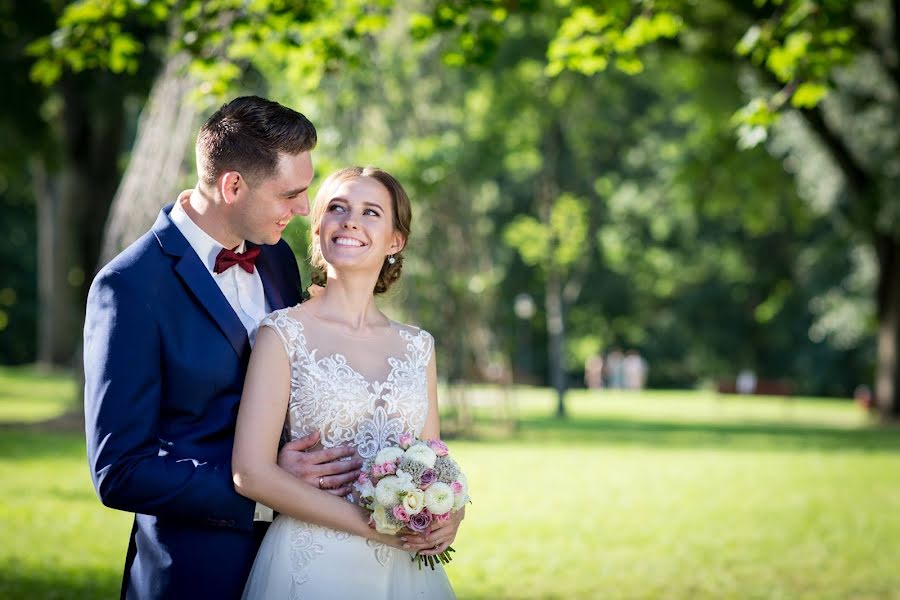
[424, 482, 454, 515]
[404, 443, 437, 468]
[452, 472, 469, 511]
[374, 447, 404, 465]
[374, 476, 401, 506]
[356, 478, 375, 499]
[401, 489, 426, 515]
[372, 504, 402, 535]
[394, 469, 416, 492]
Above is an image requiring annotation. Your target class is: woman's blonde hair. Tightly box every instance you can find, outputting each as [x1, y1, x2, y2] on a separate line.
[309, 166, 412, 294]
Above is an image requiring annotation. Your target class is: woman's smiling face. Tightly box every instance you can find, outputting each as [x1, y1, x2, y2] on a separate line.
[317, 176, 403, 273]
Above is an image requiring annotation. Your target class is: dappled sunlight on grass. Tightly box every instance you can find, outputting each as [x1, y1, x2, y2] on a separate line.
[0, 366, 77, 423]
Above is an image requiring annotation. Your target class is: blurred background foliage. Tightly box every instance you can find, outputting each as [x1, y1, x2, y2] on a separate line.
[2, 0, 897, 416]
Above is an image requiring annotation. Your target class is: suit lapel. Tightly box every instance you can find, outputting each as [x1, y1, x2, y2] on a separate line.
[252, 244, 286, 310]
[153, 206, 250, 360]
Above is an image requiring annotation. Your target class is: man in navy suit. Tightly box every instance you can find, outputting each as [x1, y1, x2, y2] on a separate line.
[84, 96, 361, 599]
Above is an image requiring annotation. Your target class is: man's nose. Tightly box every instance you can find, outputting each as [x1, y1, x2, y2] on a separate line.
[291, 195, 310, 216]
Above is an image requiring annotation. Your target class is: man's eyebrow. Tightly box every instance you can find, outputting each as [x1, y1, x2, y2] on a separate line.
[281, 186, 309, 197]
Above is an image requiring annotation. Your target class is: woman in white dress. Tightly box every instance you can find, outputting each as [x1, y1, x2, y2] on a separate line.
[232, 166, 458, 599]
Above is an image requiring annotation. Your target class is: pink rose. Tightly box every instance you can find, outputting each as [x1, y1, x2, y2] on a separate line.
[373, 464, 385, 478]
[357, 472, 369, 485]
[398, 433, 414, 449]
[382, 462, 397, 475]
[392, 505, 410, 522]
[427, 439, 449, 456]
[435, 511, 451, 522]
[451, 481, 463, 494]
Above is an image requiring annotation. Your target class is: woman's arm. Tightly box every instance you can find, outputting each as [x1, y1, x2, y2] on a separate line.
[232, 326, 401, 547]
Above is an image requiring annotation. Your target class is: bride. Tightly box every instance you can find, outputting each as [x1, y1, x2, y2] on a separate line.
[232, 166, 458, 599]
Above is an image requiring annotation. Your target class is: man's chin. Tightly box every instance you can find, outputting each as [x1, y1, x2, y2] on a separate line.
[249, 234, 281, 246]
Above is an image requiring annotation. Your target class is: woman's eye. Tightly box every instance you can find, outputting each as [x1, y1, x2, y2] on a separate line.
[364, 209, 380, 217]
[328, 204, 346, 212]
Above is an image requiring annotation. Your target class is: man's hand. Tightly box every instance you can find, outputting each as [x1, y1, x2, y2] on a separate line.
[306, 284, 325, 298]
[401, 506, 466, 555]
[277, 431, 362, 496]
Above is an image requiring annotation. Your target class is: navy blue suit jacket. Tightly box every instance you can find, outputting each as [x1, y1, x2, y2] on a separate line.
[84, 206, 303, 599]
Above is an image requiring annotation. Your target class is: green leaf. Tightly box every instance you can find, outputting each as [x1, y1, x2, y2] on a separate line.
[791, 82, 828, 108]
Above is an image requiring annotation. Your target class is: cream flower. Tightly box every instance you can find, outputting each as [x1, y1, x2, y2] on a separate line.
[424, 482, 454, 515]
[372, 504, 402, 535]
[374, 476, 401, 506]
[404, 443, 437, 469]
[401, 489, 426, 516]
[374, 446, 404, 466]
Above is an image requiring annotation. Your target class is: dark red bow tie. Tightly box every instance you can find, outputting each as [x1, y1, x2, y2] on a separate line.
[214, 246, 261, 274]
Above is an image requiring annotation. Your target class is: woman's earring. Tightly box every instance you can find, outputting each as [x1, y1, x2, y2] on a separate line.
[387, 255, 396, 265]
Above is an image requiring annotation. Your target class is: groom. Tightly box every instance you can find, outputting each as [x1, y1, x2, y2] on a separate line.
[84, 97, 362, 599]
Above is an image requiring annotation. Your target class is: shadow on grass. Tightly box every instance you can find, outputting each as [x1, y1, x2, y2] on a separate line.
[0, 430, 86, 461]
[502, 415, 900, 452]
[0, 566, 121, 600]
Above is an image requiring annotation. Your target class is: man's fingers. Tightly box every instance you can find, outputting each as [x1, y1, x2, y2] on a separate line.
[321, 470, 361, 488]
[317, 458, 363, 476]
[318, 470, 361, 491]
[326, 485, 353, 497]
[305, 446, 358, 466]
[282, 431, 320, 452]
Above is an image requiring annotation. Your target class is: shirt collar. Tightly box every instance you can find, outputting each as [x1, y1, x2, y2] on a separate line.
[170, 199, 246, 274]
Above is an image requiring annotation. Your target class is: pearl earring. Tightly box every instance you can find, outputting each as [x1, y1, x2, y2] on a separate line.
[387, 255, 396, 265]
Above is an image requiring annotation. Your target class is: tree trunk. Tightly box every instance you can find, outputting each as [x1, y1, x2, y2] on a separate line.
[34, 74, 126, 367]
[546, 269, 567, 418]
[100, 51, 197, 265]
[875, 232, 900, 420]
[32, 158, 72, 366]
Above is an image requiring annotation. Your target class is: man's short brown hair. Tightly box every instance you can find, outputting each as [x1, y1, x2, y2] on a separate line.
[196, 96, 317, 187]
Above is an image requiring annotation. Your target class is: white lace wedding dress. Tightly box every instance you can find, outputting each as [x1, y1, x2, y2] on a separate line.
[241, 308, 456, 600]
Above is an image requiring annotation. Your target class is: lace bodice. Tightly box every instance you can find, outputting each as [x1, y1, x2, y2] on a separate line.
[259, 308, 434, 460]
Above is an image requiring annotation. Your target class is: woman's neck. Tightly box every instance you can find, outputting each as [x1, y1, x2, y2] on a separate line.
[314, 274, 386, 332]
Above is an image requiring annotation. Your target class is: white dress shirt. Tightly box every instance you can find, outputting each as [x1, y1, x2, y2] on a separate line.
[170, 199, 274, 521]
[170, 200, 270, 344]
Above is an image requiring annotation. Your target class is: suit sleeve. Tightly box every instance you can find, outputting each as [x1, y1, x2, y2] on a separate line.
[84, 269, 255, 531]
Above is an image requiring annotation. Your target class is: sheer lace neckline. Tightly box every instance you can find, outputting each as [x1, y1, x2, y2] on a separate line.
[287, 307, 398, 339]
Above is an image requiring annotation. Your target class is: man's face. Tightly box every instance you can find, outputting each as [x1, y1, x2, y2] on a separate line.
[235, 151, 314, 246]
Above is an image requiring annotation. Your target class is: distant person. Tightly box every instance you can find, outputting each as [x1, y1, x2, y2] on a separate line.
[605, 348, 625, 389]
[623, 350, 648, 391]
[736, 369, 757, 395]
[585, 353, 604, 389]
[854, 384, 874, 412]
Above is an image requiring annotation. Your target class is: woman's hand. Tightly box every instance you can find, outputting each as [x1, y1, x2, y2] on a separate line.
[399, 507, 465, 555]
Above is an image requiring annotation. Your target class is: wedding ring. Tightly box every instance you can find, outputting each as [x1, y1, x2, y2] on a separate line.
[318, 476, 325, 489]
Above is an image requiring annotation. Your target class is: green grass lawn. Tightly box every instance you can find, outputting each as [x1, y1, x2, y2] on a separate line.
[2, 366, 899, 599]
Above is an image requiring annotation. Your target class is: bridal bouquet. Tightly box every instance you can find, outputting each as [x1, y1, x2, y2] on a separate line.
[354, 433, 470, 570]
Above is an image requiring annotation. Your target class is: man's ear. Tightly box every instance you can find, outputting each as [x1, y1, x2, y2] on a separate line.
[219, 171, 245, 205]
